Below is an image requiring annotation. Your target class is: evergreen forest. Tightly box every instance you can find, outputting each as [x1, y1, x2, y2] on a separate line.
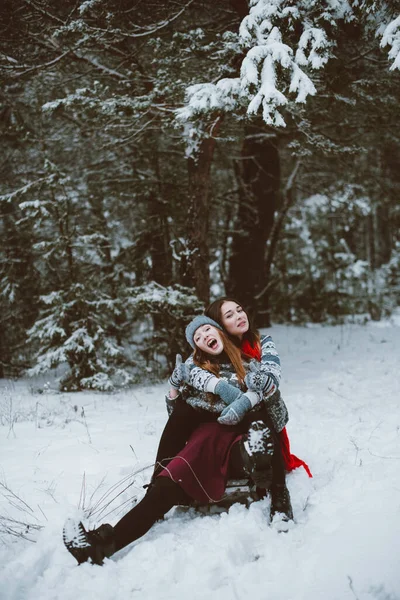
[1, 0, 399, 390]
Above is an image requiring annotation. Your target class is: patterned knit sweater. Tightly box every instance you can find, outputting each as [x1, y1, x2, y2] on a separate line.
[186, 334, 281, 391]
[182, 335, 288, 432]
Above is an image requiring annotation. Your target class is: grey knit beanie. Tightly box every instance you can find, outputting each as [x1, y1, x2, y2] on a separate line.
[185, 315, 223, 349]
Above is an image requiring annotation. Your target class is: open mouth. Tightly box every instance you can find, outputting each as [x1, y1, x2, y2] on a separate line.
[207, 338, 218, 350]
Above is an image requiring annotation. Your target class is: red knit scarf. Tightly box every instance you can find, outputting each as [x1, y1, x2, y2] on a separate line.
[242, 339, 312, 478]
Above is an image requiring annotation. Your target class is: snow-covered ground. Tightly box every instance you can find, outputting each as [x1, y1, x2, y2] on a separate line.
[1, 322, 399, 600]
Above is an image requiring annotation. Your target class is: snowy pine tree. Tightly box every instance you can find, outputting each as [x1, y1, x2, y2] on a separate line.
[1, 0, 399, 371]
[27, 284, 129, 391]
[126, 282, 204, 371]
[5, 161, 131, 390]
[177, 0, 400, 128]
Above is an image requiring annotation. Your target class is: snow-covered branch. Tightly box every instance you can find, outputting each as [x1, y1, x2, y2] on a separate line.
[57, 0, 196, 40]
[380, 16, 400, 71]
[177, 0, 398, 128]
[9, 49, 72, 79]
[0, 175, 58, 204]
[177, 0, 332, 128]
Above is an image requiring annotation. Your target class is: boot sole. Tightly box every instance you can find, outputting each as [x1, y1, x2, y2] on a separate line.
[63, 519, 92, 565]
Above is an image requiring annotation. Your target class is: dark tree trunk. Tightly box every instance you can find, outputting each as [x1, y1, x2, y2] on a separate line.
[181, 117, 222, 304]
[0, 203, 39, 375]
[149, 147, 173, 286]
[88, 193, 115, 283]
[227, 122, 280, 325]
[367, 213, 376, 270]
[148, 193, 173, 286]
[87, 192, 127, 344]
[260, 159, 301, 323]
[376, 203, 392, 266]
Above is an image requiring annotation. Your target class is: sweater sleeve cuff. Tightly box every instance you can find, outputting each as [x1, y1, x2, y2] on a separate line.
[204, 376, 220, 393]
[244, 391, 261, 408]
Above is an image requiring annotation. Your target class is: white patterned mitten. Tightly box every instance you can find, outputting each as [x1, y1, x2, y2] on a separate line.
[244, 361, 276, 398]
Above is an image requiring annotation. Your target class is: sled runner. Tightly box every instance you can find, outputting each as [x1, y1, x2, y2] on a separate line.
[180, 478, 265, 513]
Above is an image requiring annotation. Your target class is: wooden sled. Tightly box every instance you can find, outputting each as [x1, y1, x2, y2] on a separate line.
[179, 478, 265, 514]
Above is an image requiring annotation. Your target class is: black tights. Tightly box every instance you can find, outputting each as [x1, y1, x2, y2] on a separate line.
[113, 440, 245, 552]
[113, 477, 189, 552]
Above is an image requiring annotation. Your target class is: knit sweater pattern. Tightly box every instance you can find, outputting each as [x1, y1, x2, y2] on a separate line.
[183, 336, 288, 432]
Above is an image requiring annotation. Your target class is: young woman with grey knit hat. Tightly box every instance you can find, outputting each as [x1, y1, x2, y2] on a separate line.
[62, 315, 283, 566]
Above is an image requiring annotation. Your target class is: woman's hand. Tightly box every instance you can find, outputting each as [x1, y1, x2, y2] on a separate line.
[215, 380, 245, 404]
[244, 361, 276, 397]
[165, 391, 180, 416]
[168, 354, 189, 389]
[217, 394, 252, 425]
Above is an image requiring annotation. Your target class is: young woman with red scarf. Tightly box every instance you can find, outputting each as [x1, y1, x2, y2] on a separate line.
[204, 297, 312, 479]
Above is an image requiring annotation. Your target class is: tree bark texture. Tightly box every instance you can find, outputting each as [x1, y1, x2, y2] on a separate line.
[182, 117, 222, 304]
[227, 123, 280, 325]
[230, 0, 249, 20]
[147, 193, 173, 286]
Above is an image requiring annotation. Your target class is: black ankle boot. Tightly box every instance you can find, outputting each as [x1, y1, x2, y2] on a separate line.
[270, 483, 294, 530]
[63, 519, 116, 565]
[240, 421, 275, 489]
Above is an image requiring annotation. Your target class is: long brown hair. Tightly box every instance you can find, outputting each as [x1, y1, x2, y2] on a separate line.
[193, 329, 246, 382]
[205, 296, 260, 354]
